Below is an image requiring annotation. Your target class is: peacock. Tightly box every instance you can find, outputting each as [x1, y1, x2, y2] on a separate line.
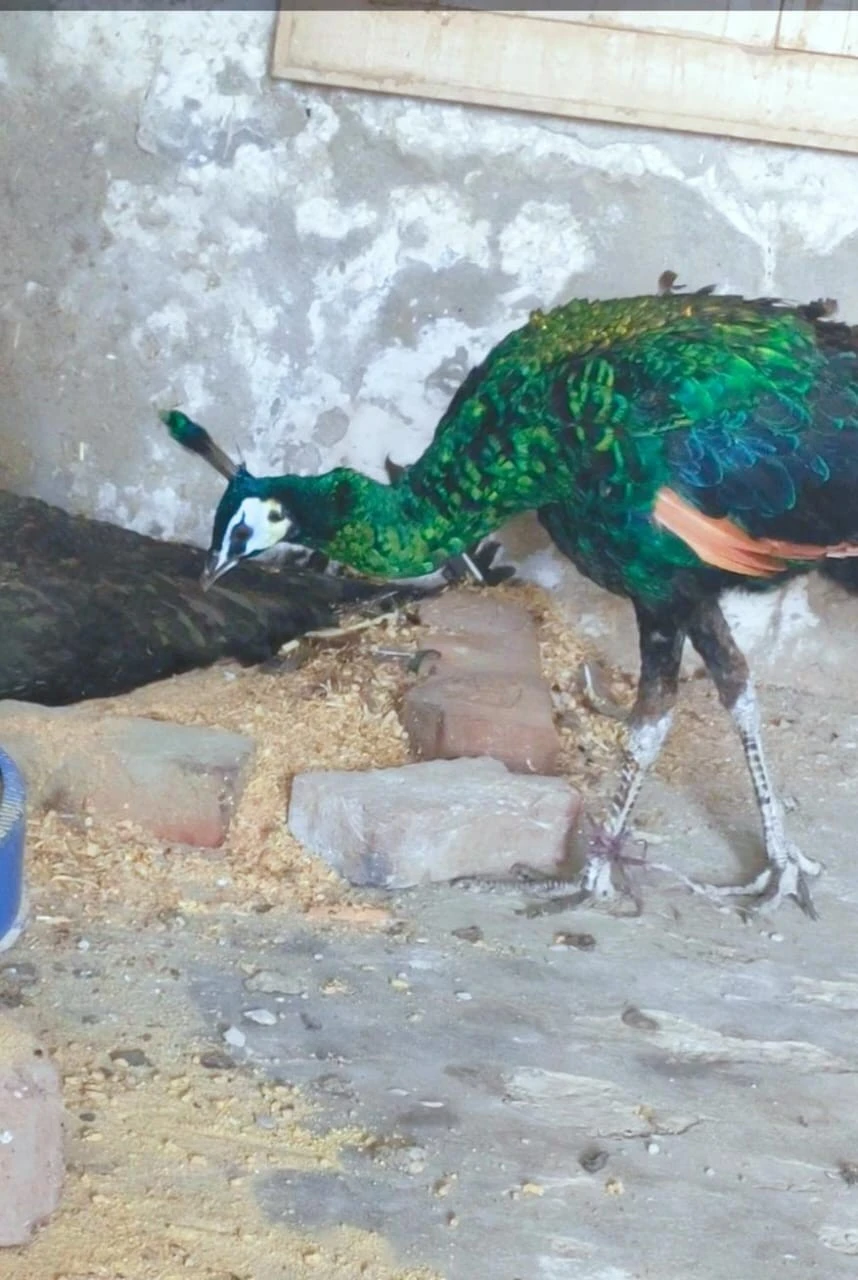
[164, 289, 858, 917]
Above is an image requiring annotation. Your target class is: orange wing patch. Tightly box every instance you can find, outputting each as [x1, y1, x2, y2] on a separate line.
[653, 487, 858, 578]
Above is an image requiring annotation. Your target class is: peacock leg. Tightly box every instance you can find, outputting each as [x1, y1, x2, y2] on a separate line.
[686, 601, 821, 917]
[570, 603, 688, 902]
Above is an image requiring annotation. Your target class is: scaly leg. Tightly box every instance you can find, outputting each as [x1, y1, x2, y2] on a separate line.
[565, 602, 688, 903]
[686, 601, 821, 917]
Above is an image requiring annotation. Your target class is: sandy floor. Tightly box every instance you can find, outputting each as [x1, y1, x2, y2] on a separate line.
[4, 583, 858, 1279]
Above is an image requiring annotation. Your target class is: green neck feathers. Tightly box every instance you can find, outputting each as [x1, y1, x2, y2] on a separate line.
[264, 468, 528, 578]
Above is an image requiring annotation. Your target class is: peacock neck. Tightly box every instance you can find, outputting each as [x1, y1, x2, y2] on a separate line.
[263, 467, 526, 579]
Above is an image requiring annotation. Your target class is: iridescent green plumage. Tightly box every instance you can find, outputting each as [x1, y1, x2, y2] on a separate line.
[168, 293, 858, 602]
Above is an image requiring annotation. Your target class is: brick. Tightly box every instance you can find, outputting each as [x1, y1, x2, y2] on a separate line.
[402, 594, 561, 774]
[0, 701, 254, 847]
[0, 1019, 64, 1247]
[288, 757, 581, 888]
[416, 594, 544, 669]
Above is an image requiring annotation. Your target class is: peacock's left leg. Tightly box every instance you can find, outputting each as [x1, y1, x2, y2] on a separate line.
[568, 602, 688, 902]
[686, 600, 821, 917]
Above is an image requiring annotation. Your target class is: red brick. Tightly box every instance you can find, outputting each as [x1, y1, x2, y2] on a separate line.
[0, 702, 254, 847]
[403, 594, 561, 774]
[0, 1019, 64, 1247]
[404, 672, 560, 775]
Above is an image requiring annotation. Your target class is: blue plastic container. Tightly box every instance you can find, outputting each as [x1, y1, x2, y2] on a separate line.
[0, 748, 27, 951]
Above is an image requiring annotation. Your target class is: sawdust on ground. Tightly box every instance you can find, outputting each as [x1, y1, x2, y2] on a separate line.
[8, 581, 631, 1280]
[25, 582, 630, 925]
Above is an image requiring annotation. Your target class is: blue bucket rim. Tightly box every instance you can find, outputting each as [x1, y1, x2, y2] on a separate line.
[0, 748, 26, 839]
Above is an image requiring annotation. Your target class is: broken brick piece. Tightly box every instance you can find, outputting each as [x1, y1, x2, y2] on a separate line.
[0, 1019, 64, 1247]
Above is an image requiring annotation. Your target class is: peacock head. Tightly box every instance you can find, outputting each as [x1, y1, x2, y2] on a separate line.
[161, 411, 295, 589]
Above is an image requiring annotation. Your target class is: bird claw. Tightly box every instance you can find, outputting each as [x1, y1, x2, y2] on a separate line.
[509, 823, 650, 916]
[690, 845, 822, 919]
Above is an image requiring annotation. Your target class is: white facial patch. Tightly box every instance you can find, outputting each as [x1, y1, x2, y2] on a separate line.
[215, 497, 294, 574]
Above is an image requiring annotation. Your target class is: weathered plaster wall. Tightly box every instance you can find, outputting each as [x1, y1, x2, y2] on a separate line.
[3, 10, 858, 687]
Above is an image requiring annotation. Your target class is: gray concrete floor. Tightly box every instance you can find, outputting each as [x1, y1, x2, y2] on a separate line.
[12, 677, 858, 1278]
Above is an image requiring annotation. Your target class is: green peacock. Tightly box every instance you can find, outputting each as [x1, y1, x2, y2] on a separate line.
[164, 289, 858, 917]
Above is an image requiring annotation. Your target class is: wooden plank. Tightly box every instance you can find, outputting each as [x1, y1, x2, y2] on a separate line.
[272, 8, 858, 155]
[507, 7, 782, 48]
[778, 2, 858, 59]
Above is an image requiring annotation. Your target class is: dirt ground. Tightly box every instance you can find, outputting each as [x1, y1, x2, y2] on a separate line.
[4, 583, 858, 1280]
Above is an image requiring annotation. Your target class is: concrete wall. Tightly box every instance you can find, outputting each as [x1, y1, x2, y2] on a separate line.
[3, 10, 858, 688]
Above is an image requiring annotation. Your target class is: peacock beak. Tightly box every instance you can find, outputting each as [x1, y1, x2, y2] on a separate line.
[200, 552, 235, 592]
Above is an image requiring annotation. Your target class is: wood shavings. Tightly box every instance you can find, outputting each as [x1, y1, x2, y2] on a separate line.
[23, 582, 631, 925]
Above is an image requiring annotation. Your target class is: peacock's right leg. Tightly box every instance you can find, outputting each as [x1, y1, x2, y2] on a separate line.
[566, 601, 687, 902]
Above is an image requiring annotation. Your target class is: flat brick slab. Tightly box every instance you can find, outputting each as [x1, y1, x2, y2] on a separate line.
[288, 757, 580, 888]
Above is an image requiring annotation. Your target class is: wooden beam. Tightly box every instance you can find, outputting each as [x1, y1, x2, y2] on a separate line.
[272, 8, 858, 155]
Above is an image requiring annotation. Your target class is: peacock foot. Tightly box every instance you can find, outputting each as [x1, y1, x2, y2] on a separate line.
[691, 844, 822, 919]
[507, 821, 651, 917]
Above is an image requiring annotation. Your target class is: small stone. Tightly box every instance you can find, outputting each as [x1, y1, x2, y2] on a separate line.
[604, 1176, 624, 1196]
[288, 758, 580, 889]
[0, 1019, 64, 1246]
[451, 925, 483, 944]
[108, 1047, 152, 1068]
[433, 1173, 457, 1197]
[551, 931, 596, 951]
[199, 1051, 234, 1071]
[621, 1005, 660, 1032]
[0, 964, 37, 987]
[242, 1008, 277, 1027]
[223, 1026, 246, 1049]
[244, 969, 305, 996]
[838, 1159, 858, 1186]
[646, 1140, 660, 1155]
[580, 1147, 609, 1174]
[454, 990, 473, 1002]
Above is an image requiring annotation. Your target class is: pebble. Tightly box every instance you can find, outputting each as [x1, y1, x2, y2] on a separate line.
[199, 1051, 234, 1070]
[242, 1008, 278, 1026]
[108, 1047, 152, 1068]
[454, 990, 473, 1002]
[244, 969, 305, 996]
[223, 1026, 246, 1048]
[451, 925, 483, 944]
[551, 931, 596, 951]
[580, 1148, 609, 1174]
